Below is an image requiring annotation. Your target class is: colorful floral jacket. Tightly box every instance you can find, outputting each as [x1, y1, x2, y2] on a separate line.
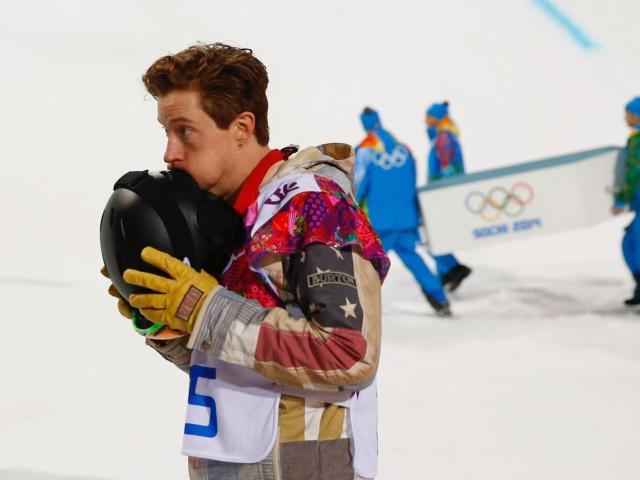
[427, 117, 465, 182]
[151, 144, 389, 393]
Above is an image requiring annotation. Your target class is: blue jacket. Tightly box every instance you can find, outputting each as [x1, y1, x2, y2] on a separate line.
[355, 127, 420, 232]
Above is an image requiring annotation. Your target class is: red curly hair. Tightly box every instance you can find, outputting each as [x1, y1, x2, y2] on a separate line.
[142, 43, 270, 145]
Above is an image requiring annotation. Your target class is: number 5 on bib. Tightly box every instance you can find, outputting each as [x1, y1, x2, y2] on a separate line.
[185, 365, 218, 438]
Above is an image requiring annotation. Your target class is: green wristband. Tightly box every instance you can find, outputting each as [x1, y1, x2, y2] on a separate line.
[131, 309, 164, 337]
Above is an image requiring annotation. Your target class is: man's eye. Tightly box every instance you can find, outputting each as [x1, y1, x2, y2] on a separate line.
[179, 127, 192, 136]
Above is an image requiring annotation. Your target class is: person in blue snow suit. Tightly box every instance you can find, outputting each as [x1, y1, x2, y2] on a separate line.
[425, 101, 472, 292]
[355, 107, 451, 316]
[612, 96, 640, 306]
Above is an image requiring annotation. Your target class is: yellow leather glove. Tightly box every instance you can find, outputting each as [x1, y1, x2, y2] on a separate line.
[123, 247, 219, 333]
[100, 266, 133, 319]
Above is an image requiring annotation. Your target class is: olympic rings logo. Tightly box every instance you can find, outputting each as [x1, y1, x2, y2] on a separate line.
[465, 182, 534, 221]
[368, 145, 409, 170]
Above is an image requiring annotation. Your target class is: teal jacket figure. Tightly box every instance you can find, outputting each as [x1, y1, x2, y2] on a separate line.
[425, 101, 472, 292]
[355, 107, 451, 316]
[613, 96, 640, 305]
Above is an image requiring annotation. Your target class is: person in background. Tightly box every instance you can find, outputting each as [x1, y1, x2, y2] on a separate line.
[612, 96, 640, 306]
[355, 107, 451, 316]
[425, 101, 472, 292]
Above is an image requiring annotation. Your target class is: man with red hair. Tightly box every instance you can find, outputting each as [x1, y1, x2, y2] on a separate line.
[105, 43, 387, 479]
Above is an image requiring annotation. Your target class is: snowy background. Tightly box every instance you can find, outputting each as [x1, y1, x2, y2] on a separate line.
[1, 0, 640, 478]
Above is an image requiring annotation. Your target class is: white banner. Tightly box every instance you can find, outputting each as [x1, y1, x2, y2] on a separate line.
[417, 146, 622, 254]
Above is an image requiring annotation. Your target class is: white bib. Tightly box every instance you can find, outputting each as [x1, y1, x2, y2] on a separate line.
[349, 380, 378, 478]
[181, 351, 280, 463]
[250, 173, 321, 237]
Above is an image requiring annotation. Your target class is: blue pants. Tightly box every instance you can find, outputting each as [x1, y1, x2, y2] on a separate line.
[379, 229, 447, 302]
[622, 211, 640, 277]
[430, 253, 460, 277]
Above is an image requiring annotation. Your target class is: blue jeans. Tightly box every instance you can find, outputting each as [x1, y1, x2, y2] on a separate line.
[379, 229, 447, 303]
[430, 253, 460, 277]
[623, 210, 640, 277]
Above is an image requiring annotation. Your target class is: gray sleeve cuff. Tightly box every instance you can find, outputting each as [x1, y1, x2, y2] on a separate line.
[145, 336, 191, 373]
[187, 287, 268, 357]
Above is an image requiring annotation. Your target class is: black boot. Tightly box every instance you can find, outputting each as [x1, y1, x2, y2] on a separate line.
[423, 290, 452, 317]
[441, 265, 472, 292]
[624, 273, 640, 306]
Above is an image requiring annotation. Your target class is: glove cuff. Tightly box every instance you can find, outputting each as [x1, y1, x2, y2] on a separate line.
[187, 285, 221, 345]
[187, 287, 267, 356]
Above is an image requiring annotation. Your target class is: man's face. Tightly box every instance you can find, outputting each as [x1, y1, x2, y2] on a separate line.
[625, 110, 639, 128]
[158, 90, 237, 197]
[426, 115, 438, 128]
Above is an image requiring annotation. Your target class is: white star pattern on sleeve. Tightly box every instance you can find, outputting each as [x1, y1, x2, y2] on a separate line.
[339, 297, 358, 318]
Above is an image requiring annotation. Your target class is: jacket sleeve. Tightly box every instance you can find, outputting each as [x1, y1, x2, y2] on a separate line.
[145, 335, 191, 373]
[453, 135, 465, 174]
[428, 146, 440, 182]
[355, 147, 373, 204]
[187, 195, 383, 392]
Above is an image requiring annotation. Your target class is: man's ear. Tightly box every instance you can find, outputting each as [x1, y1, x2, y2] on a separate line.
[233, 111, 256, 144]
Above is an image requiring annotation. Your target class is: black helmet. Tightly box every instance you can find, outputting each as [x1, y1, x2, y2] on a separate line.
[100, 169, 244, 324]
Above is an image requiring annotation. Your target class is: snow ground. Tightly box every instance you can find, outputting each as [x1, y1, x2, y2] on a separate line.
[2, 1, 640, 479]
[378, 217, 640, 479]
[0, 472, 109, 480]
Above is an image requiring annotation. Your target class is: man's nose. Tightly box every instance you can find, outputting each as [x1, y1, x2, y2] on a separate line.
[164, 138, 183, 165]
